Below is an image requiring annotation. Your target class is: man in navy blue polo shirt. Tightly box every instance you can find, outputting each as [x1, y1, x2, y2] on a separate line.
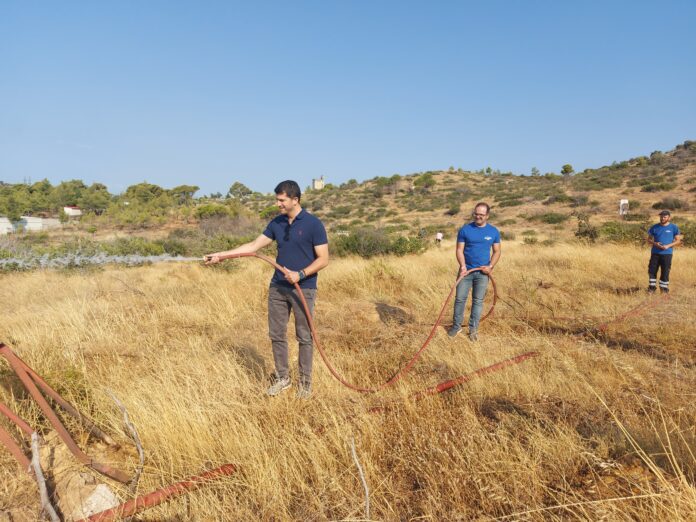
[447, 202, 501, 342]
[646, 210, 682, 293]
[205, 180, 329, 398]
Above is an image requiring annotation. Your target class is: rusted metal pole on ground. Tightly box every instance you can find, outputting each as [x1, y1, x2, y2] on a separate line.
[411, 351, 539, 399]
[80, 463, 238, 522]
[8, 346, 118, 446]
[0, 344, 130, 483]
[0, 401, 34, 437]
[0, 423, 31, 471]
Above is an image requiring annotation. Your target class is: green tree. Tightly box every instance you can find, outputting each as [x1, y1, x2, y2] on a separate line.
[5, 192, 24, 221]
[531, 167, 540, 177]
[414, 173, 436, 191]
[79, 183, 112, 213]
[195, 204, 230, 219]
[51, 180, 87, 208]
[123, 182, 165, 204]
[228, 182, 252, 201]
[28, 179, 53, 211]
[561, 164, 574, 176]
[170, 185, 199, 205]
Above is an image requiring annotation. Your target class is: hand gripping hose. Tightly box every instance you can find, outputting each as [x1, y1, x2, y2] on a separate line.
[212, 252, 498, 393]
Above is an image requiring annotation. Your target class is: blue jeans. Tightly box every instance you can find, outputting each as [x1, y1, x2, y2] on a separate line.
[452, 271, 489, 332]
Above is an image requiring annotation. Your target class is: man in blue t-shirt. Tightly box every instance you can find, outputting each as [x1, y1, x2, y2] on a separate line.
[205, 180, 329, 398]
[447, 202, 501, 341]
[646, 210, 682, 293]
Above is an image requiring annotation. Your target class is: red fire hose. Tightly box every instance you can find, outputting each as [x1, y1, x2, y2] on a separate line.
[213, 252, 498, 393]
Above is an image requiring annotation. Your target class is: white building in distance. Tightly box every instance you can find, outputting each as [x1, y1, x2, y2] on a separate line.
[0, 217, 13, 234]
[311, 176, 325, 190]
[0, 216, 61, 235]
[63, 206, 83, 217]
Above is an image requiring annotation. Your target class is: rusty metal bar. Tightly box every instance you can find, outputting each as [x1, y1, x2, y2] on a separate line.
[0, 400, 34, 437]
[597, 294, 670, 332]
[0, 345, 130, 483]
[412, 351, 540, 399]
[7, 346, 118, 446]
[80, 463, 238, 522]
[0, 422, 31, 472]
[366, 351, 539, 414]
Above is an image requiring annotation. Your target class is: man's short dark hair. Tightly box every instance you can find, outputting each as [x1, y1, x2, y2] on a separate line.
[474, 202, 490, 214]
[274, 180, 302, 201]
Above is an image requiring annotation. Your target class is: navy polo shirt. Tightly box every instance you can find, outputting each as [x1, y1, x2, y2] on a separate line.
[263, 209, 328, 289]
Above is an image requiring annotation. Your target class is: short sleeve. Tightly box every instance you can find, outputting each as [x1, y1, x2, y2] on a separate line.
[263, 221, 275, 240]
[493, 227, 501, 244]
[647, 225, 655, 237]
[673, 224, 681, 235]
[457, 227, 466, 243]
[313, 219, 328, 246]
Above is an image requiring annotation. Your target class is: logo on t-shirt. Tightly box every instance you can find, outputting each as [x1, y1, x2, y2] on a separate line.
[484, 236, 492, 241]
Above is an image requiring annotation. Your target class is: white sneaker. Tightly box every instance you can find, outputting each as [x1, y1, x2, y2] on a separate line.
[266, 376, 291, 396]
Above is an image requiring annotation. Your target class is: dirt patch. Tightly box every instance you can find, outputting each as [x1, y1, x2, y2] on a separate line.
[375, 302, 414, 325]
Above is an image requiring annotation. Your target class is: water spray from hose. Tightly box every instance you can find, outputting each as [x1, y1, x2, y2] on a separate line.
[0, 253, 202, 270]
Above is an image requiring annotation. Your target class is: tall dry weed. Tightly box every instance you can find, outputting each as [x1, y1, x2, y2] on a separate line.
[1, 241, 695, 520]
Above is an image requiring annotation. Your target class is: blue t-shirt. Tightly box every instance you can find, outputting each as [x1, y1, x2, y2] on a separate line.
[648, 222, 680, 255]
[456, 222, 501, 270]
[263, 209, 328, 289]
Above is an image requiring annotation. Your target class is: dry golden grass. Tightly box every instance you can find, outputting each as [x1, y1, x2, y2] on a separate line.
[1, 242, 695, 520]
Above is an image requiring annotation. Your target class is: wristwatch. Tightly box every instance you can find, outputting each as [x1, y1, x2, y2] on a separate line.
[298, 270, 306, 281]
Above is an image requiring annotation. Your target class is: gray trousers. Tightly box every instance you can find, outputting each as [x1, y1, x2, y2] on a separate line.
[268, 285, 317, 384]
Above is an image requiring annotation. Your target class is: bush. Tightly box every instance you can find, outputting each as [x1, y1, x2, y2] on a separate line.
[260, 205, 279, 219]
[445, 203, 460, 216]
[499, 219, 517, 226]
[523, 236, 538, 245]
[528, 212, 570, 224]
[327, 206, 352, 219]
[600, 221, 645, 244]
[195, 204, 231, 219]
[570, 195, 589, 207]
[199, 215, 261, 237]
[332, 227, 426, 258]
[652, 198, 689, 210]
[674, 220, 695, 248]
[641, 182, 676, 192]
[498, 198, 524, 207]
[624, 212, 649, 222]
[574, 214, 599, 243]
[543, 193, 573, 205]
[499, 230, 516, 240]
[102, 237, 166, 256]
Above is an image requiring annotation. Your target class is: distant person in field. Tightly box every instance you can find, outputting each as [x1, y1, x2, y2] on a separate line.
[435, 231, 443, 246]
[646, 210, 682, 294]
[448, 202, 501, 342]
[204, 180, 329, 398]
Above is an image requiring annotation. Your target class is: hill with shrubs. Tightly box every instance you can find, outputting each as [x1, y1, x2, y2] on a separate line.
[1, 140, 695, 266]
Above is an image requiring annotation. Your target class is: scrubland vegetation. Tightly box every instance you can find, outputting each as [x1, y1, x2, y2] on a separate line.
[1, 242, 695, 520]
[3, 141, 696, 263]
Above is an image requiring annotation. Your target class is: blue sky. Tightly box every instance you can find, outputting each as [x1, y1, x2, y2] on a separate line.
[1, 1, 694, 196]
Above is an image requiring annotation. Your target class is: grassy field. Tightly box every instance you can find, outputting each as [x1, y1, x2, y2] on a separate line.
[1, 241, 695, 520]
